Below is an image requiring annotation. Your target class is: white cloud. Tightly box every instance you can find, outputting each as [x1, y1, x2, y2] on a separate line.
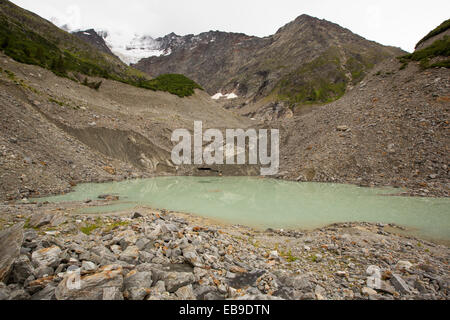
[365, 5, 382, 31]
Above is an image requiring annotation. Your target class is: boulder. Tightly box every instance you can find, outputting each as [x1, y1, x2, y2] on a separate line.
[81, 261, 97, 273]
[102, 287, 124, 300]
[119, 245, 139, 264]
[164, 272, 195, 293]
[10, 254, 34, 284]
[55, 265, 124, 300]
[390, 274, 411, 294]
[89, 245, 116, 265]
[0, 223, 24, 282]
[396, 260, 413, 272]
[175, 284, 196, 300]
[31, 246, 62, 269]
[182, 246, 203, 267]
[123, 270, 153, 300]
[29, 213, 52, 228]
[30, 284, 56, 300]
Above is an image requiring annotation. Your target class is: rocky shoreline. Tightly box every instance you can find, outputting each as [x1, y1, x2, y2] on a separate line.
[0, 201, 448, 300]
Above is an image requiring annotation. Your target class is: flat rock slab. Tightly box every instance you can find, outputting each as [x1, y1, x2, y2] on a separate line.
[55, 264, 124, 300]
[0, 223, 24, 282]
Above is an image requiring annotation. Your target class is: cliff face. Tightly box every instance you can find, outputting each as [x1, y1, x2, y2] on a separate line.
[72, 29, 118, 58]
[134, 15, 404, 105]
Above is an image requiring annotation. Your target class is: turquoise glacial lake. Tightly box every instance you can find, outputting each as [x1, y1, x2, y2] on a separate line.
[37, 177, 450, 242]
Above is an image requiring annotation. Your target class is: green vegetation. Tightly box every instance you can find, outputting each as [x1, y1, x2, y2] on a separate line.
[80, 218, 130, 235]
[4, 68, 15, 80]
[280, 249, 299, 263]
[80, 217, 103, 235]
[136, 74, 203, 97]
[80, 223, 100, 235]
[273, 47, 379, 106]
[0, 1, 202, 97]
[48, 97, 65, 107]
[416, 19, 450, 49]
[0, 18, 112, 79]
[399, 36, 450, 69]
[82, 77, 102, 90]
[275, 50, 348, 105]
[104, 221, 130, 232]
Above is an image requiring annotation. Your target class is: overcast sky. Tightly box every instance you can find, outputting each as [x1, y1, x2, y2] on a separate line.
[10, 0, 450, 52]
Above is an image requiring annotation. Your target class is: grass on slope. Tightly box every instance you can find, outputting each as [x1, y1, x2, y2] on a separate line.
[0, 0, 202, 97]
[137, 74, 203, 98]
[416, 19, 450, 49]
[274, 47, 375, 106]
[399, 36, 450, 69]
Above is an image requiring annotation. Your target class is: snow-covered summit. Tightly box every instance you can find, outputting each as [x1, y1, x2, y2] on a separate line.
[51, 17, 171, 65]
[97, 30, 168, 65]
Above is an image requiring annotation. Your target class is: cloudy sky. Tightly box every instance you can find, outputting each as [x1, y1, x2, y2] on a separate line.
[10, 0, 450, 52]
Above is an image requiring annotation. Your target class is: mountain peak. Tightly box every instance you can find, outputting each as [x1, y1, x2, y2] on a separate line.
[73, 29, 116, 57]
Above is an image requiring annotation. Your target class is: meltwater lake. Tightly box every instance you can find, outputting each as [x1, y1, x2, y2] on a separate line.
[37, 176, 450, 242]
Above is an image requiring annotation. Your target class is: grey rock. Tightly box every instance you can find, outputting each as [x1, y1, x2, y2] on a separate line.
[89, 246, 116, 265]
[123, 270, 153, 300]
[0, 223, 24, 282]
[367, 277, 396, 295]
[9, 288, 31, 300]
[55, 265, 123, 300]
[390, 274, 411, 294]
[50, 214, 67, 227]
[315, 285, 327, 300]
[29, 213, 52, 228]
[81, 261, 97, 273]
[164, 272, 195, 293]
[102, 286, 124, 300]
[361, 287, 378, 297]
[131, 212, 143, 219]
[32, 246, 61, 269]
[136, 238, 152, 251]
[138, 251, 154, 264]
[396, 260, 413, 272]
[119, 246, 139, 264]
[175, 284, 196, 300]
[0, 283, 11, 300]
[31, 285, 56, 300]
[183, 246, 203, 267]
[152, 280, 166, 295]
[11, 254, 34, 284]
[288, 274, 313, 291]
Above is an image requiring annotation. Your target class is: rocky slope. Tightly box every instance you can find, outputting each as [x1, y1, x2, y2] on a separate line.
[135, 15, 404, 106]
[0, 203, 448, 300]
[262, 58, 449, 197]
[0, 52, 252, 201]
[227, 22, 449, 197]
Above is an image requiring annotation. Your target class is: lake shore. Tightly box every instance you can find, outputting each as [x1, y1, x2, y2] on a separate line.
[0, 200, 448, 300]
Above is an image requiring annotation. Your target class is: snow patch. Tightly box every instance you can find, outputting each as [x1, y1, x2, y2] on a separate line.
[54, 21, 170, 65]
[211, 93, 224, 100]
[211, 93, 239, 100]
[98, 30, 167, 65]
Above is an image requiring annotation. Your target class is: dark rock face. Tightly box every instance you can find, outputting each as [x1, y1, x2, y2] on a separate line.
[134, 15, 404, 103]
[0, 223, 24, 282]
[73, 29, 117, 58]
